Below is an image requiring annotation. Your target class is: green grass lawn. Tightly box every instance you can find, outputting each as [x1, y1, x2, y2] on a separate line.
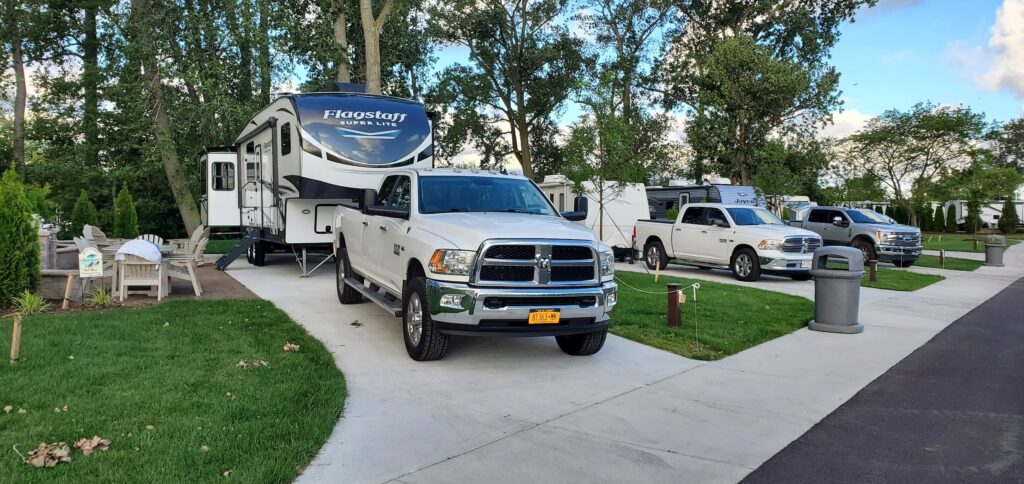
[913, 254, 984, 271]
[611, 271, 813, 361]
[921, 233, 1022, 252]
[205, 239, 238, 254]
[826, 260, 944, 291]
[0, 300, 346, 482]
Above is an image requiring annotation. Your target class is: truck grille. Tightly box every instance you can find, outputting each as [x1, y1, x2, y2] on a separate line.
[781, 236, 822, 253]
[475, 240, 598, 287]
[884, 232, 921, 246]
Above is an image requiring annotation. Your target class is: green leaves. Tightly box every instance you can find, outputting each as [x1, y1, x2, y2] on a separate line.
[113, 183, 139, 239]
[0, 168, 40, 308]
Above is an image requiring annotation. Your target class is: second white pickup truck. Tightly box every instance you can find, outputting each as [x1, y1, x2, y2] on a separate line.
[333, 168, 618, 361]
[635, 203, 823, 281]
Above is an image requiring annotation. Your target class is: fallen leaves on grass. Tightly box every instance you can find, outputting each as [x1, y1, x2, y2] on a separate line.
[200, 445, 210, 453]
[282, 343, 300, 352]
[53, 405, 69, 413]
[3, 405, 11, 414]
[350, 320, 362, 327]
[18, 407, 27, 414]
[236, 359, 270, 369]
[145, 425, 155, 430]
[74, 436, 111, 455]
[24, 442, 72, 468]
[223, 469, 233, 478]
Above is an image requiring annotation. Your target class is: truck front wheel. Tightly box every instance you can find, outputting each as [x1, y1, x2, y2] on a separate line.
[403, 277, 450, 361]
[731, 248, 762, 282]
[335, 248, 364, 304]
[556, 329, 607, 356]
[644, 240, 669, 271]
[852, 239, 877, 264]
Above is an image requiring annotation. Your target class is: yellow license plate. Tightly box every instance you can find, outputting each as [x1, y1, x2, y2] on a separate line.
[528, 309, 561, 325]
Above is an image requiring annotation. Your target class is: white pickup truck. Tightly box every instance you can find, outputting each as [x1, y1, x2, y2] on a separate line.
[634, 203, 823, 281]
[332, 168, 618, 361]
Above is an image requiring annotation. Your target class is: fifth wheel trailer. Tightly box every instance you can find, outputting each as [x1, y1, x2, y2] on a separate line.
[200, 84, 435, 272]
[538, 175, 650, 259]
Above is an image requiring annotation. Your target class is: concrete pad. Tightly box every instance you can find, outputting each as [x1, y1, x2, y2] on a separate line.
[222, 239, 1023, 484]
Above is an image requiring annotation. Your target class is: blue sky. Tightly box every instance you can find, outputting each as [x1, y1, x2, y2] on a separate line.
[830, 0, 1023, 129]
[432, 0, 1024, 139]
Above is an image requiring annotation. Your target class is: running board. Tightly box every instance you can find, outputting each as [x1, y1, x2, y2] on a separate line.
[344, 277, 402, 317]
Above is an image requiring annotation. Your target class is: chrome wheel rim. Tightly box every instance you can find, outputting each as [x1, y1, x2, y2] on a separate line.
[858, 246, 870, 263]
[406, 294, 423, 347]
[647, 246, 659, 267]
[736, 254, 753, 277]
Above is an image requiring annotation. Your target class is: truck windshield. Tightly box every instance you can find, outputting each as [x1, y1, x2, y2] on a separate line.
[419, 176, 557, 216]
[845, 209, 890, 224]
[726, 207, 784, 226]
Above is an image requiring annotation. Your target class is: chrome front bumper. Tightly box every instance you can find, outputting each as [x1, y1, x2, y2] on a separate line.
[878, 245, 922, 260]
[426, 279, 617, 336]
[759, 253, 814, 272]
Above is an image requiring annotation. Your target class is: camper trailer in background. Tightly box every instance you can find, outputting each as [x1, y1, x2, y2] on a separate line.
[539, 175, 650, 259]
[646, 182, 765, 220]
[942, 200, 1024, 230]
[200, 84, 435, 273]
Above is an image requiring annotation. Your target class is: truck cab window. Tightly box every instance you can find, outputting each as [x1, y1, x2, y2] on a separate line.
[212, 162, 235, 191]
[705, 208, 729, 227]
[807, 209, 829, 223]
[280, 123, 291, 155]
[681, 207, 704, 224]
[387, 176, 412, 209]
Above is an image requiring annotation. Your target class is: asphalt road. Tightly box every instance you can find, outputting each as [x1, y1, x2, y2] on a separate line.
[744, 276, 1024, 484]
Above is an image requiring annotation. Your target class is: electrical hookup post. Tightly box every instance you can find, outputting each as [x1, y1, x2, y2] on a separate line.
[666, 282, 701, 349]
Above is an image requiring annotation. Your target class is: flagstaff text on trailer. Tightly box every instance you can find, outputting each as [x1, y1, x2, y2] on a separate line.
[323, 110, 409, 124]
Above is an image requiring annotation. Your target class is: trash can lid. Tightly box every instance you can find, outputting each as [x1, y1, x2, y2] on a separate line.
[811, 246, 865, 272]
[985, 234, 1006, 246]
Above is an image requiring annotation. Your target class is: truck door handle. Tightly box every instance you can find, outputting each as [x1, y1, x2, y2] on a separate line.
[362, 221, 368, 226]
[675, 228, 681, 231]
[701, 230, 708, 234]
[379, 225, 388, 232]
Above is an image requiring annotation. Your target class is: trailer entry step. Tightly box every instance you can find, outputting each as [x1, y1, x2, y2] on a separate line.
[214, 229, 260, 270]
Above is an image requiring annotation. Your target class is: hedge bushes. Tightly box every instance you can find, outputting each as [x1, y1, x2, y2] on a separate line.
[945, 205, 957, 233]
[67, 189, 99, 239]
[113, 183, 140, 239]
[933, 205, 946, 232]
[998, 198, 1019, 234]
[0, 169, 40, 308]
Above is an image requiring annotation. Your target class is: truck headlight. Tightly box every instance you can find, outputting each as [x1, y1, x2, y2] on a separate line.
[429, 250, 476, 275]
[599, 249, 615, 277]
[875, 231, 892, 242]
[758, 239, 783, 250]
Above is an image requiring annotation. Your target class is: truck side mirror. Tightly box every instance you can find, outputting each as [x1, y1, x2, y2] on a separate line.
[562, 196, 588, 222]
[361, 189, 377, 212]
[832, 216, 848, 227]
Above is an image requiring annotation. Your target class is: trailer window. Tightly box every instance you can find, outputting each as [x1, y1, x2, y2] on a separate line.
[559, 193, 565, 211]
[280, 123, 291, 155]
[245, 142, 257, 182]
[212, 162, 235, 191]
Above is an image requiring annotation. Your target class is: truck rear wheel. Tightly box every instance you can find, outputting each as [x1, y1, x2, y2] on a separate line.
[403, 277, 450, 361]
[644, 240, 669, 271]
[731, 248, 761, 282]
[556, 329, 607, 356]
[335, 248, 364, 304]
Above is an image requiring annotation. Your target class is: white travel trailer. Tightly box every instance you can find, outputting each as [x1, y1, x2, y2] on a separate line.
[200, 85, 434, 272]
[538, 175, 650, 259]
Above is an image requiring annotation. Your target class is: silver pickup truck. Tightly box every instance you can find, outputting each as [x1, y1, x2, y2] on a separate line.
[789, 206, 922, 267]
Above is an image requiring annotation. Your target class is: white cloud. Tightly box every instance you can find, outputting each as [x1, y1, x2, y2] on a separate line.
[943, 40, 986, 72]
[982, 0, 1024, 98]
[819, 109, 872, 139]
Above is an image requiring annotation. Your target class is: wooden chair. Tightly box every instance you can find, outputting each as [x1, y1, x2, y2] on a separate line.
[84, 225, 113, 247]
[170, 225, 209, 253]
[136, 234, 166, 246]
[118, 255, 165, 302]
[166, 237, 208, 296]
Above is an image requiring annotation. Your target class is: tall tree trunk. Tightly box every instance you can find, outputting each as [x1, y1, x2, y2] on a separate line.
[258, 0, 271, 103]
[10, 24, 27, 176]
[131, 0, 202, 233]
[83, 3, 100, 167]
[360, 0, 395, 94]
[516, 117, 534, 180]
[333, 10, 351, 83]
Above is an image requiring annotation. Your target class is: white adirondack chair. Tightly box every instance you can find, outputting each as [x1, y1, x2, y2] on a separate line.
[118, 255, 165, 301]
[170, 225, 209, 254]
[166, 237, 209, 296]
[136, 234, 166, 246]
[83, 225, 113, 247]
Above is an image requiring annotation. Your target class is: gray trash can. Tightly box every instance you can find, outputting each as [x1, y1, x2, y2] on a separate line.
[808, 246, 864, 334]
[985, 234, 1006, 267]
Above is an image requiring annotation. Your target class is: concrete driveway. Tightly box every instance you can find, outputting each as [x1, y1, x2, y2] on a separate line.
[226, 245, 1022, 484]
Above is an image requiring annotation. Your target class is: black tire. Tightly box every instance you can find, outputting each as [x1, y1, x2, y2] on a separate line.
[892, 259, 915, 268]
[644, 240, 669, 271]
[556, 328, 608, 356]
[247, 241, 266, 266]
[335, 248, 364, 304]
[731, 248, 762, 282]
[402, 277, 450, 361]
[789, 271, 812, 281]
[852, 239, 876, 264]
